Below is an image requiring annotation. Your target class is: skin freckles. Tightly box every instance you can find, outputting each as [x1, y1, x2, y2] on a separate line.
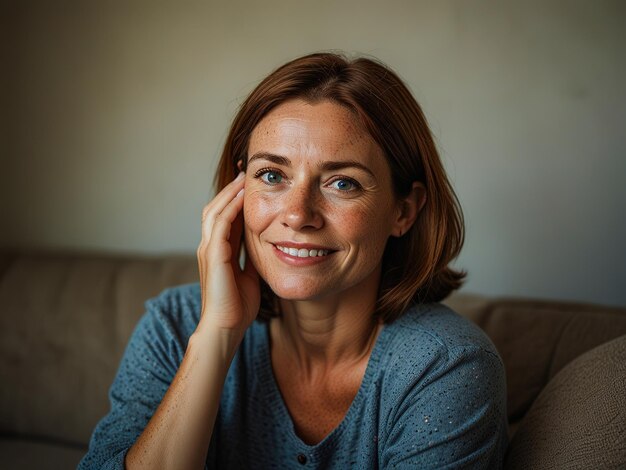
[242, 99, 406, 304]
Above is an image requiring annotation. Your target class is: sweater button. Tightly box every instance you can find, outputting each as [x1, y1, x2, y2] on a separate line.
[297, 454, 307, 464]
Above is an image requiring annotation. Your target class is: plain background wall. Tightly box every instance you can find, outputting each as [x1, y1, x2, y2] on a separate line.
[1, 0, 625, 306]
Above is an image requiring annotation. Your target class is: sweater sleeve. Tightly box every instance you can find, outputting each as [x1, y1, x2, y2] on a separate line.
[380, 345, 508, 469]
[77, 289, 194, 470]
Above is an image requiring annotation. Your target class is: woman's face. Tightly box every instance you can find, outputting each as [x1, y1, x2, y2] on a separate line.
[243, 99, 405, 302]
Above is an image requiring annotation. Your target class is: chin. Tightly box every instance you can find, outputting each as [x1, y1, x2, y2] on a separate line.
[264, 277, 329, 301]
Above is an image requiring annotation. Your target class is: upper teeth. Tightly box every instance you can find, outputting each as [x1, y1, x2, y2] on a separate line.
[276, 245, 329, 257]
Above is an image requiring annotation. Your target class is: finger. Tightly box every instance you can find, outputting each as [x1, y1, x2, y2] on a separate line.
[201, 172, 245, 224]
[198, 175, 242, 286]
[201, 174, 244, 243]
[230, 210, 244, 267]
[201, 172, 244, 223]
[206, 188, 245, 264]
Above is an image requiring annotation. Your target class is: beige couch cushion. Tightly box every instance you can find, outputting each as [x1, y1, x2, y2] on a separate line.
[0, 251, 198, 445]
[504, 334, 626, 469]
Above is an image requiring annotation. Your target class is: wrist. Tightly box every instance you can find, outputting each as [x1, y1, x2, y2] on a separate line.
[189, 321, 245, 362]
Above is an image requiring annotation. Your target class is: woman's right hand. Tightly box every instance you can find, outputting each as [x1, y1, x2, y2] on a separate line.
[126, 173, 259, 469]
[196, 172, 260, 336]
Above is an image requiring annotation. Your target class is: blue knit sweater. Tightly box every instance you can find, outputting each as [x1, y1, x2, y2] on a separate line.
[79, 283, 508, 469]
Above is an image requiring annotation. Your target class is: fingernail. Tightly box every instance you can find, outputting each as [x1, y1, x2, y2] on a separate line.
[236, 188, 244, 197]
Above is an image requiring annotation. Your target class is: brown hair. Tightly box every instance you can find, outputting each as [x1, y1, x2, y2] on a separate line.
[215, 52, 465, 323]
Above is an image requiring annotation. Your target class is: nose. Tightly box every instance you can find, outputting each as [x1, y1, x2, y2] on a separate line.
[280, 183, 324, 231]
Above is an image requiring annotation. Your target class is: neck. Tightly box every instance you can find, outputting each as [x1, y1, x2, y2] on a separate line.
[270, 275, 383, 375]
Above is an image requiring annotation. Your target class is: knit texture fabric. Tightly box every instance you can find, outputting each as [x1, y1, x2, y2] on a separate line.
[79, 283, 508, 469]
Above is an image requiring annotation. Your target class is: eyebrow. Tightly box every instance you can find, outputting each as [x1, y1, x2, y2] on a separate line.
[247, 152, 290, 168]
[247, 152, 376, 178]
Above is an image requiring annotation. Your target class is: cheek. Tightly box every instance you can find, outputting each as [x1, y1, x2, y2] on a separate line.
[330, 203, 395, 248]
[348, 194, 396, 232]
[243, 190, 278, 236]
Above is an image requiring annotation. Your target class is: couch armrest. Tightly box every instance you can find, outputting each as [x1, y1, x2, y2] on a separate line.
[504, 334, 626, 469]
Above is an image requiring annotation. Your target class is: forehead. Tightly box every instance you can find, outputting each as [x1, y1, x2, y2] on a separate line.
[248, 99, 382, 162]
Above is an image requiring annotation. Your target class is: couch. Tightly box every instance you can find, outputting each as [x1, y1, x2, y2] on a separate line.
[1, 250, 625, 469]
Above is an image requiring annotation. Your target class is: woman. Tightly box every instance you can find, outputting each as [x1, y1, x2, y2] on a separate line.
[80, 52, 508, 469]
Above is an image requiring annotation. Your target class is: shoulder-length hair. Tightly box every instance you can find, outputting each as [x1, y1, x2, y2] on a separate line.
[215, 52, 465, 323]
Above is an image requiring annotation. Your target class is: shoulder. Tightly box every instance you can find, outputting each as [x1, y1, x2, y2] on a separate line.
[375, 302, 505, 409]
[377, 304, 508, 467]
[133, 282, 202, 352]
[383, 302, 502, 364]
[145, 281, 202, 321]
[138, 283, 270, 360]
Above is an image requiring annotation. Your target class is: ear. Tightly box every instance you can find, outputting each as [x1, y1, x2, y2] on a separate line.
[391, 182, 427, 237]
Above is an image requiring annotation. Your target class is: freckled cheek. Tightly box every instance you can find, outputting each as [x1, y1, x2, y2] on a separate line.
[243, 191, 280, 236]
[330, 207, 391, 248]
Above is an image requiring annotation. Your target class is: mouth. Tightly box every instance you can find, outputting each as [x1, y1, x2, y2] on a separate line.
[273, 244, 333, 258]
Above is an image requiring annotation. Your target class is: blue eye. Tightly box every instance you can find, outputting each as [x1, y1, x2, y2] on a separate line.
[260, 171, 283, 185]
[330, 178, 358, 191]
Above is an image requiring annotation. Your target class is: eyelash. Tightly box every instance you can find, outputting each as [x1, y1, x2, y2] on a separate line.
[252, 168, 363, 192]
[253, 167, 280, 179]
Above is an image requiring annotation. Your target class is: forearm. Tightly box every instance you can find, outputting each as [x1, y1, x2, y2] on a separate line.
[125, 325, 243, 470]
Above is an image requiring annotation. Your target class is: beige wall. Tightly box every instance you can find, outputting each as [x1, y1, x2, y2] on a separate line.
[2, 0, 625, 306]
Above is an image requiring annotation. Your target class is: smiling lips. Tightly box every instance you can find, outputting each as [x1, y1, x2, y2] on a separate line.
[274, 244, 331, 258]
